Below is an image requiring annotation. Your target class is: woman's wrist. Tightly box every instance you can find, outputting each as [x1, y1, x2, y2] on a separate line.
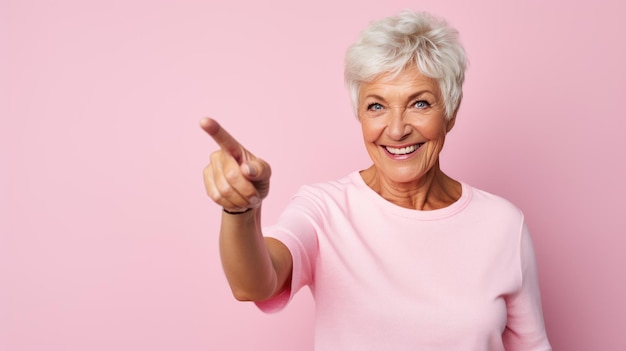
[223, 207, 253, 215]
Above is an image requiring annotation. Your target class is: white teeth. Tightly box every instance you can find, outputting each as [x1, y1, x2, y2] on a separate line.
[385, 144, 420, 155]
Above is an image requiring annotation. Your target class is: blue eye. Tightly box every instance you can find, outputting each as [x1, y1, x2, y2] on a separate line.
[414, 100, 430, 109]
[367, 103, 383, 111]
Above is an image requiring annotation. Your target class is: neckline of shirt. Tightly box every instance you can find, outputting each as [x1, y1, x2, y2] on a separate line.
[348, 171, 472, 220]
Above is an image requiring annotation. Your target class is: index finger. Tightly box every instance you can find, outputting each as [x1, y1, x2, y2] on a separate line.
[200, 117, 243, 161]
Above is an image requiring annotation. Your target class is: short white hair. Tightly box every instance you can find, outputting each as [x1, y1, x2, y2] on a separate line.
[344, 11, 467, 120]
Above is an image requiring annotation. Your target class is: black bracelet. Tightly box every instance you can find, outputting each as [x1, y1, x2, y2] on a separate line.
[223, 207, 253, 215]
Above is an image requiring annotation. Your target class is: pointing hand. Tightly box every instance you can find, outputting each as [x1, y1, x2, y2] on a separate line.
[200, 118, 271, 213]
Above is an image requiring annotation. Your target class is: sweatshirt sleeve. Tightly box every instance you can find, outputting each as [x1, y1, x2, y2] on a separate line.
[254, 190, 321, 313]
[502, 221, 552, 350]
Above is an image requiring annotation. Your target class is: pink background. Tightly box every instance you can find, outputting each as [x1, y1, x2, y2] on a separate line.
[1, 0, 625, 350]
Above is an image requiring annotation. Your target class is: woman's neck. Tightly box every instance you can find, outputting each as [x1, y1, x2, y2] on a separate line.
[360, 163, 461, 210]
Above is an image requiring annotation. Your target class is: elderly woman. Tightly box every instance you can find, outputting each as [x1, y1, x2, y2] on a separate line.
[200, 10, 551, 351]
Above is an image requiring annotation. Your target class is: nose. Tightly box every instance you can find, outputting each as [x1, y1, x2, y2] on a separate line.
[386, 108, 411, 140]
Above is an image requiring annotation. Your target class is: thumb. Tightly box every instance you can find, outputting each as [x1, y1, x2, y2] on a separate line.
[241, 159, 271, 182]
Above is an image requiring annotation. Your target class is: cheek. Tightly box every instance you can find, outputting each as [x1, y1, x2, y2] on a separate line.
[417, 119, 448, 140]
[360, 120, 382, 143]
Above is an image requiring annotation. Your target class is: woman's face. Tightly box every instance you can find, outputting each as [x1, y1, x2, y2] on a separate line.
[358, 65, 455, 186]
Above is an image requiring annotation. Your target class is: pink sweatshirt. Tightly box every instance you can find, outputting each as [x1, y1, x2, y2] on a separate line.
[257, 172, 551, 350]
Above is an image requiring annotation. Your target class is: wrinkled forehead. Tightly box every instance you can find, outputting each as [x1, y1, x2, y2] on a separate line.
[360, 65, 442, 97]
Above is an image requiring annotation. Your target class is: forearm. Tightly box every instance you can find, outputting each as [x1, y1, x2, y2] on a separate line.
[219, 206, 278, 301]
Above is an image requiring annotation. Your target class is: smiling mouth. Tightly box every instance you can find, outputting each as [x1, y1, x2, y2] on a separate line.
[384, 143, 424, 155]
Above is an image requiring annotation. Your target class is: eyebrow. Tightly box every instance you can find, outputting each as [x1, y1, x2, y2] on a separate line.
[362, 90, 435, 103]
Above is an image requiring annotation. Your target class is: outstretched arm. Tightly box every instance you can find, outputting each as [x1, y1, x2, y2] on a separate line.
[200, 118, 292, 301]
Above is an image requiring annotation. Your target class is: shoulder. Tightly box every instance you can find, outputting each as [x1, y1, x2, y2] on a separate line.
[284, 172, 367, 222]
[462, 184, 529, 256]
[465, 183, 525, 221]
[293, 173, 357, 201]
